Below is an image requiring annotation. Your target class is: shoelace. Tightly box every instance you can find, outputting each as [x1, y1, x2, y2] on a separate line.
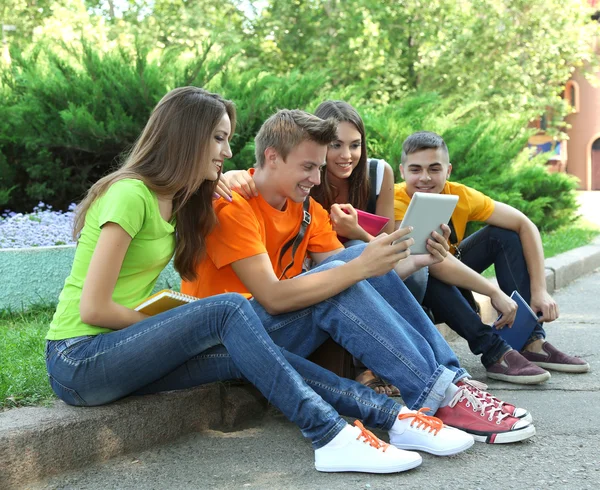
[354, 421, 390, 452]
[460, 379, 512, 412]
[449, 387, 510, 424]
[398, 407, 444, 436]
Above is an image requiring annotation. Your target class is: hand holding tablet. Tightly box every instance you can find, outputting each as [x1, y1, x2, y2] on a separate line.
[394, 192, 459, 254]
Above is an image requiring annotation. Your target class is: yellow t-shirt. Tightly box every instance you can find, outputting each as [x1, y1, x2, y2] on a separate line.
[394, 181, 495, 247]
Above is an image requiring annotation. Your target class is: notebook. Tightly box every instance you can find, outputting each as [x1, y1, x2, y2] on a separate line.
[135, 289, 198, 316]
[494, 290, 539, 351]
[338, 209, 390, 242]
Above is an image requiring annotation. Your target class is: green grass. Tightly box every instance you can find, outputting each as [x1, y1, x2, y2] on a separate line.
[1, 220, 599, 410]
[0, 303, 56, 410]
[482, 219, 600, 278]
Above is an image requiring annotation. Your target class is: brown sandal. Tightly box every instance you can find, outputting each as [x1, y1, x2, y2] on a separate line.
[356, 369, 401, 397]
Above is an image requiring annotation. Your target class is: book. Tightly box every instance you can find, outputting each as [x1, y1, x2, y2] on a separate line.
[494, 290, 539, 351]
[339, 209, 390, 242]
[135, 289, 198, 316]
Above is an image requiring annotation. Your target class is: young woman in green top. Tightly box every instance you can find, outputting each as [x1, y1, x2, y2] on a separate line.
[44, 86, 431, 474]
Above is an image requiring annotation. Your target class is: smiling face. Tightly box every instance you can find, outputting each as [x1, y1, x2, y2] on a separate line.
[268, 139, 327, 207]
[204, 112, 233, 181]
[400, 148, 452, 197]
[326, 121, 363, 181]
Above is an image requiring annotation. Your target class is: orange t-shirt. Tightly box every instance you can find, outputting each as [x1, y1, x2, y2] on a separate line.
[181, 193, 343, 299]
[393, 181, 495, 247]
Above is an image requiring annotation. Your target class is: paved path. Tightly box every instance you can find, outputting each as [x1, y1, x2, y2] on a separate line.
[577, 191, 600, 227]
[29, 270, 600, 490]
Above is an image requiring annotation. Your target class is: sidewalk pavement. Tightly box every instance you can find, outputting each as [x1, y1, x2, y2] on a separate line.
[2, 238, 600, 489]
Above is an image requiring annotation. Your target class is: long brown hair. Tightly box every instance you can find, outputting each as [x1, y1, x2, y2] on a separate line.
[312, 100, 370, 211]
[73, 86, 236, 281]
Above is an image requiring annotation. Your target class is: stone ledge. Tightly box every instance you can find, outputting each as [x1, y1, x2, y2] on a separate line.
[0, 383, 267, 489]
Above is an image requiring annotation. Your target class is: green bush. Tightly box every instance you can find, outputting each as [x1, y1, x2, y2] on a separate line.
[360, 95, 579, 232]
[0, 41, 578, 232]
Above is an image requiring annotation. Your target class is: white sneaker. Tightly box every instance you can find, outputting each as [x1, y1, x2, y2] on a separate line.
[389, 407, 475, 456]
[315, 421, 422, 473]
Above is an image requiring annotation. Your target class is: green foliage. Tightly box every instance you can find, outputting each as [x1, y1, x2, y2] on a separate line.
[0, 303, 56, 409]
[0, 39, 236, 211]
[0, 40, 580, 231]
[359, 93, 579, 232]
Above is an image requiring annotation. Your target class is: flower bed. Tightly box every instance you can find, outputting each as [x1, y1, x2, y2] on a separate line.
[1, 203, 77, 249]
[0, 203, 179, 310]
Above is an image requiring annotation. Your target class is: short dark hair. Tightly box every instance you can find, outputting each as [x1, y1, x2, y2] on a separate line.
[254, 109, 337, 167]
[401, 131, 449, 165]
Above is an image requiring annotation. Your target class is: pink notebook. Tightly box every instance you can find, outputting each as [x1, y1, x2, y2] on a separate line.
[338, 209, 390, 242]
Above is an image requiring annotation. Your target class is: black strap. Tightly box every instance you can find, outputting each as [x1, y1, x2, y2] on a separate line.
[447, 218, 462, 261]
[278, 198, 311, 279]
[366, 159, 378, 214]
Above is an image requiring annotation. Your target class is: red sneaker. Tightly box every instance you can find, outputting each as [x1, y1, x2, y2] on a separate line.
[435, 387, 535, 444]
[457, 378, 533, 423]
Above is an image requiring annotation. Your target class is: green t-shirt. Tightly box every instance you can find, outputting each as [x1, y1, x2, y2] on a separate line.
[46, 179, 176, 340]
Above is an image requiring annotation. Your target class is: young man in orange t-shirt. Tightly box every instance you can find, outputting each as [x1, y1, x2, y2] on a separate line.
[182, 110, 536, 447]
[394, 131, 589, 384]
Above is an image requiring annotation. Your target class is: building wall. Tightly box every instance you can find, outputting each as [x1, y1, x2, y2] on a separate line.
[564, 66, 600, 190]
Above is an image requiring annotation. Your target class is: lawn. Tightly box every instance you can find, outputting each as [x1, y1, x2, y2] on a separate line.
[0, 303, 56, 410]
[2, 220, 599, 410]
[482, 219, 600, 278]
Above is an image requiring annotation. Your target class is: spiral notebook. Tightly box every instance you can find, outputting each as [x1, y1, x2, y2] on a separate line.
[494, 291, 539, 351]
[135, 289, 198, 316]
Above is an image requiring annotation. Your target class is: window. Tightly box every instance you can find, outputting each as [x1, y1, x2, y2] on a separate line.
[564, 80, 580, 112]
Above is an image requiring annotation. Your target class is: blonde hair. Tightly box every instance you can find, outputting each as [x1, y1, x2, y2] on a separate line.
[254, 109, 337, 167]
[73, 86, 236, 281]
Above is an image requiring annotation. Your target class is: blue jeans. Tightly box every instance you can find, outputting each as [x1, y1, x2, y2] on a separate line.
[251, 245, 466, 411]
[46, 293, 357, 449]
[457, 225, 546, 353]
[424, 277, 511, 368]
[139, 252, 465, 414]
[344, 240, 430, 368]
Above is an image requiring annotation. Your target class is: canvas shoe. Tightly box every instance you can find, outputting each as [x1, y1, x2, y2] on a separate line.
[486, 350, 551, 385]
[389, 407, 474, 456]
[435, 386, 535, 444]
[457, 378, 533, 423]
[521, 342, 590, 373]
[315, 421, 422, 473]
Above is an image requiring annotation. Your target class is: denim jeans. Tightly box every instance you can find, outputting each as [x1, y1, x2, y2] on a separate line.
[458, 225, 546, 345]
[345, 241, 430, 369]
[250, 245, 467, 412]
[46, 293, 354, 449]
[423, 277, 511, 368]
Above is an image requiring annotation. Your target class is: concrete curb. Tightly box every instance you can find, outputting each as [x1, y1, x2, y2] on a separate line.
[1, 236, 600, 488]
[0, 383, 267, 489]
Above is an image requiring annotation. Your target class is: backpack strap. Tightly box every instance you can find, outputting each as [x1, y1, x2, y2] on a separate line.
[447, 218, 462, 260]
[278, 198, 311, 280]
[366, 159, 378, 214]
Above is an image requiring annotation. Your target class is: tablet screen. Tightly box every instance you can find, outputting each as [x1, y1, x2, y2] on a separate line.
[396, 192, 459, 254]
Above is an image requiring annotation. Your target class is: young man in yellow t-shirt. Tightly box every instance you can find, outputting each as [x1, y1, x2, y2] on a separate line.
[183, 110, 536, 447]
[394, 131, 589, 384]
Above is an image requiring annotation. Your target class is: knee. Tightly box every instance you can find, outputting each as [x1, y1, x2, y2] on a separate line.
[488, 226, 521, 250]
[315, 259, 346, 271]
[323, 242, 366, 264]
[218, 292, 254, 315]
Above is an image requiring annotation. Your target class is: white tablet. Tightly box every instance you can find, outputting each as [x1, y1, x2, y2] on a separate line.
[395, 192, 459, 254]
